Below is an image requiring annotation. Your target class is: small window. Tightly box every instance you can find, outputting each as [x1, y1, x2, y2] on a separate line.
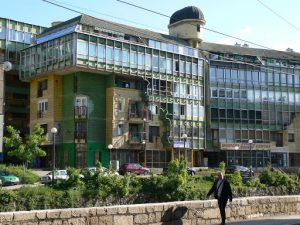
[118, 96, 122, 112]
[288, 133, 295, 142]
[117, 124, 124, 136]
[197, 24, 201, 32]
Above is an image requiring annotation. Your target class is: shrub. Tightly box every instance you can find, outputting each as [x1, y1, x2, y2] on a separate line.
[225, 170, 243, 186]
[259, 167, 298, 191]
[0, 164, 39, 184]
[0, 189, 16, 212]
[15, 186, 81, 210]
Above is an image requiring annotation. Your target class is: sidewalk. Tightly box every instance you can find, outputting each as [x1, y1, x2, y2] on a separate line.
[227, 215, 300, 225]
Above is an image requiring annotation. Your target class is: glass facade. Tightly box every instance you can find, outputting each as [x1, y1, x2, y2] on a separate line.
[208, 55, 300, 167]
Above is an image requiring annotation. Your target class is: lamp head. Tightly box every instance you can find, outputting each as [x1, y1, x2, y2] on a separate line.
[107, 144, 113, 149]
[248, 139, 253, 144]
[51, 127, 58, 134]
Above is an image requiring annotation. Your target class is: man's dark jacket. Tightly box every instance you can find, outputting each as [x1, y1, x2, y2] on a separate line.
[207, 178, 233, 201]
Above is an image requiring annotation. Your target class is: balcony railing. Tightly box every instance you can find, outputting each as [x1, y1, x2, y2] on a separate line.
[37, 110, 43, 118]
[75, 106, 87, 119]
[74, 131, 87, 143]
[129, 132, 146, 143]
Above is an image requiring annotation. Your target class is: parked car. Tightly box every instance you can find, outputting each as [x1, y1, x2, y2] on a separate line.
[119, 163, 150, 175]
[0, 171, 20, 186]
[80, 166, 119, 178]
[225, 165, 253, 179]
[40, 170, 68, 183]
[163, 167, 196, 176]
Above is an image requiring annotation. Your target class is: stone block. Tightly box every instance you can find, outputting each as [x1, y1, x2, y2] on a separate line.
[98, 215, 113, 225]
[52, 219, 62, 225]
[153, 204, 163, 212]
[14, 212, 36, 221]
[60, 210, 71, 219]
[66, 218, 86, 225]
[117, 206, 128, 214]
[134, 214, 149, 224]
[128, 205, 145, 214]
[89, 208, 97, 216]
[155, 212, 162, 222]
[148, 213, 156, 223]
[202, 208, 219, 219]
[36, 211, 47, 220]
[90, 216, 98, 225]
[181, 219, 191, 225]
[40, 221, 53, 225]
[71, 209, 89, 217]
[47, 210, 60, 219]
[0, 212, 13, 222]
[113, 215, 133, 225]
[97, 208, 107, 215]
[105, 206, 118, 215]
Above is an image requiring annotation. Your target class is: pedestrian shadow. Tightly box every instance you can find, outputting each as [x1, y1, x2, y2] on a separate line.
[161, 206, 188, 225]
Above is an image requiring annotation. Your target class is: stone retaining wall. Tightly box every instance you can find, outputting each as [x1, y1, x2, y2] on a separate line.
[0, 195, 299, 225]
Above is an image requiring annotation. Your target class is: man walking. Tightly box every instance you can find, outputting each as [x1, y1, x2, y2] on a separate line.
[207, 171, 232, 225]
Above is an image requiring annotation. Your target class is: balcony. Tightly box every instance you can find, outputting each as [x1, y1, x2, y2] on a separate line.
[75, 106, 87, 119]
[74, 131, 87, 143]
[128, 132, 146, 144]
[37, 89, 43, 97]
[37, 110, 43, 118]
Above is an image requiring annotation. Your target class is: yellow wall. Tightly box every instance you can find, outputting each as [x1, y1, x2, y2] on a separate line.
[30, 75, 62, 138]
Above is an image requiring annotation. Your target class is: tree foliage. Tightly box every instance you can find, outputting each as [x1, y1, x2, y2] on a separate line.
[3, 125, 47, 168]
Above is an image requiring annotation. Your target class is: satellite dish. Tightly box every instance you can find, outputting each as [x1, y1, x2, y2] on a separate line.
[3, 61, 12, 71]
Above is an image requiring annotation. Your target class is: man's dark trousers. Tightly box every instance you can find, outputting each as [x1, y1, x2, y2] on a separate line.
[218, 198, 228, 225]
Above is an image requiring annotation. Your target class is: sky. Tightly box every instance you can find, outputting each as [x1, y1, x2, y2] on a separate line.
[2, 0, 300, 52]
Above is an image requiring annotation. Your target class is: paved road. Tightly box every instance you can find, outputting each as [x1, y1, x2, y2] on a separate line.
[227, 215, 300, 225]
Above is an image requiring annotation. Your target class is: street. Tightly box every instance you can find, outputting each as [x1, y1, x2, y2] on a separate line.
[227, 215, 300, 225]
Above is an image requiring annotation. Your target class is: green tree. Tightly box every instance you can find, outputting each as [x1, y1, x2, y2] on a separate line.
[3, 125, 47, 168]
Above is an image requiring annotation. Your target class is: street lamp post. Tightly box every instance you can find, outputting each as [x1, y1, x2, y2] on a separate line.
[234, 146, 239, 164]
[108, 144, 113, 166]
[182, 133, 188, 161]
[142, 139, 146, 166]
[51, 127, 58, 184]
[248, 139, 253, 176]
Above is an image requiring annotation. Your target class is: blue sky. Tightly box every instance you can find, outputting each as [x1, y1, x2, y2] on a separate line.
[2, 0, 300, 52]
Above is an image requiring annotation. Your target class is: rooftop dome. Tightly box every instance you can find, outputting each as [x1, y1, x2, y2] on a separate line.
[169, 6, 205, 25]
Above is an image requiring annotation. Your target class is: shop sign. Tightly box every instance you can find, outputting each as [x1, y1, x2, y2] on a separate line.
[221, 143, 271, 150]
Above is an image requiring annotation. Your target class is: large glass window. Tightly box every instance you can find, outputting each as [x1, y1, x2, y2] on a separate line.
[0, 27, 6, 39]
[268, 72, 274, 85]
[77, 40, 88, 59]
[186, 62, 191, 75]
[114, 48, 121, 65]
[274, 72, 280, 86]
[145, 54, 151, 70]
[192, 63, 197, 76]
[217, 68, 224, 82]
[167, 58, 172, 74]
[281, 73, 287, 86]
[225, 69, 231, 83]
[122, 49, 129, 67]
[232, 69, 238, 83]
[159, 56, 166, 73]
[97, 44, 105, 62]
[211, 88, 218, 98]
[138, 52, 145, 69]
[153, 55, 159, 72]
[9, 29, 16, 41]
[130, 51, 137, 68]
[295, 75, 300, 87]
[289, 93, 294, 103]
[106, 46, 114, 64]
[89, 43, 97, 61]
[180, 60, 185, 74]
[24, 32, 31, 44]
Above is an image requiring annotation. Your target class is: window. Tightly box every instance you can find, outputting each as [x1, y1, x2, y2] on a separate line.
[111, 93, 120, 112]
[180, 105, 186, 116]
[121, 49, 129, 67]
[114, 48, 121, 65]
[77, 40, 88, 59]
[167, 58, 172, 74]
[130, 51, 137, 68]
[117, 124, 124, 136]
[38, 99, 48, 114]
[89, 43, 97, 61]
[159, 56, 166, 73]
[138, 52, 145, 69]
[145, 54, 151, 70]
[197, 24, 201, 32]
[106, 46, 114, 64]
[153, 55, 159, 72]
[98, 44, 105, 62]
[37, 79, 48, 97]
[288, 133, 295, 142]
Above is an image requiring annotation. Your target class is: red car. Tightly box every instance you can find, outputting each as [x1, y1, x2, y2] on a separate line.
[119, 163, 150, 175]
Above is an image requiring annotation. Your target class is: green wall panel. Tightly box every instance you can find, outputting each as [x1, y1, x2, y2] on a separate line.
[62, 72, 110, 167]
[60, 143, 75, 168]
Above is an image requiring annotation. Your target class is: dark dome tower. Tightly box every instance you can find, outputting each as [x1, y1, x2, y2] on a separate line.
[168, 6, 206, 47]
